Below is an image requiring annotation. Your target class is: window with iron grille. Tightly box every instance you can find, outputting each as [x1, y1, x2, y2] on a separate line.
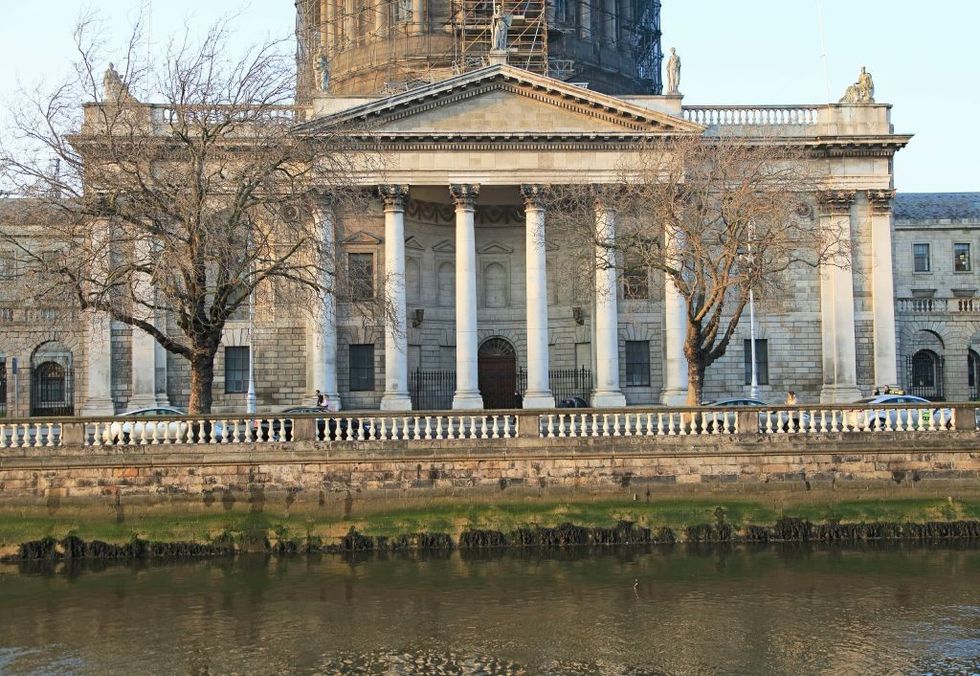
[954, 243, 972, 272]
[349, 344, 375, 391]
[224, 346, 249, 393]
[623, 256, 649, 300]
[913, 243, 931, 273]
[743, 339, 769, 385]
[624, 340, 650, 387]
[348, 253, 374, 301]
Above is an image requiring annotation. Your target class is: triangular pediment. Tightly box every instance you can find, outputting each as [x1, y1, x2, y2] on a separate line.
[299, 64, 704, 139]
[477, 241, 515, 255]
[405, 235, 425, 251]
[341, 231, 383, 245]
[432, 239, 455, 253]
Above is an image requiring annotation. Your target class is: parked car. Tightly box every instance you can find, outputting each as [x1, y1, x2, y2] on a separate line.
[105, 407, 190, 444]
[557, 397, 589, 408]
[257, 407, 372, 441]
[702, 398, 804, 432]
[843, 395, 953, 430]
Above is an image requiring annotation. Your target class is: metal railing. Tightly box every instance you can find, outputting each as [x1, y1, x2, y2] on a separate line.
[0, 402, 975, 451]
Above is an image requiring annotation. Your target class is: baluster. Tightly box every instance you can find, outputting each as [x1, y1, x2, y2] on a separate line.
[435, 416, 444, 440]
[611, 414, 621, 437]
[18, 422, 29, 448]
[396, 416, 406, 441]
[927, 408, 937, 432]
[894, 409, 906, 432]
[544, 414, 554, 438]
[477, 415, 487, 439]
[489, 415, 498, 439]
[0, 424, 6, 450]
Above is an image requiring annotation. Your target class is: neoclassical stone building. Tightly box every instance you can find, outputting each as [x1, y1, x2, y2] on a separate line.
[4, 0, 966, 417]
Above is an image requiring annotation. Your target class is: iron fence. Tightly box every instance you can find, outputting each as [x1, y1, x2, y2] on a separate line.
[409, 369, 456, 411]
[409, 367, 594, 409]
[517, 367, 594, 406]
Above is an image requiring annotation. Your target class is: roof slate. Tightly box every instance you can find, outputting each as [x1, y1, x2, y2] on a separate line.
[894, 193, 980, 221]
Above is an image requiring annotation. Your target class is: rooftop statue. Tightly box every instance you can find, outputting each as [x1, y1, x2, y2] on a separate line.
[491, 3, 513, 52]
[103, 63, 134, 103]
[665, 47, 681, 95]
[839, 66, 875, 104]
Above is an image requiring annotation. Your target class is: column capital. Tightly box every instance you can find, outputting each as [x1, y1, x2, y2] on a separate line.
[817, 190, 856, 216]
[449, 183, 480, 209]
[867, 188, 896, 213]
[520, 184, 548, 210]
[378, 184, 410, 211]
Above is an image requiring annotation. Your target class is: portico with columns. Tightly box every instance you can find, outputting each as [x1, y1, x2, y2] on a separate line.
[65, 63, 910, 415]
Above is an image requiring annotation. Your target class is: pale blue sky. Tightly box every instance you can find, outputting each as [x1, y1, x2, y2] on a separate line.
[0, 0, 974, 192]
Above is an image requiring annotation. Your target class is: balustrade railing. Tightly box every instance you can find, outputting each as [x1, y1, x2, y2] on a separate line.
[0, 403, 974, 451]
[682, 105, 820, 127]
[896, 297, 948, 313]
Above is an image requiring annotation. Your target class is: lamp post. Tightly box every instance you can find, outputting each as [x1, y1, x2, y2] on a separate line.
[748, 286, 759, 400]
[245, 288, 257, 414]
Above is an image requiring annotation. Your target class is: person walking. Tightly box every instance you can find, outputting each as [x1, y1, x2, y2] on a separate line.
[785, 390, 798, 406]
[315, 389, 324, 407]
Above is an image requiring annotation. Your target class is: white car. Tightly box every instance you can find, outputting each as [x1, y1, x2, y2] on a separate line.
[843, 395, 953, 430]
[105, 407, 191, 444]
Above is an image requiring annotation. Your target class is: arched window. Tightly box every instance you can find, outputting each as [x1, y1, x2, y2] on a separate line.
[437, 262, 455, 307]
[484, 262, 508, 308]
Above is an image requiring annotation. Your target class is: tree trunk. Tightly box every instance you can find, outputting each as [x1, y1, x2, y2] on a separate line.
[188, 355, 216, 414]
[686, 364, 705, 406]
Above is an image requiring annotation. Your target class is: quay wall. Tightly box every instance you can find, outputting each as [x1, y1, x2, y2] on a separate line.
[1, 433, 978, 508]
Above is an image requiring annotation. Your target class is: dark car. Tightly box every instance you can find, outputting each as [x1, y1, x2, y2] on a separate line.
[557, 397, 589, 408]
[258, 407, 373, 441]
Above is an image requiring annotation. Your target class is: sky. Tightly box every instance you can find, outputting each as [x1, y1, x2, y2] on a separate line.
[0, 0, 975, 193]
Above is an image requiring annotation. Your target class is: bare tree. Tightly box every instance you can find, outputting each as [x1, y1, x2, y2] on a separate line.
[549, 133, 846, 405]
[0, 15, 374, 413]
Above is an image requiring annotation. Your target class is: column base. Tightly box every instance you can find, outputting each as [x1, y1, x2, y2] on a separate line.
[819, 384, 864, 404]
[380, 392, 412, 411]
[127, 394, 158, 410]
[80, 398, 115, 417]
[660, 388, 689, 406]
[591, 390, 627, 408]
[452, 391, 485, 410]
[522, 391, 555, 409]
[155, 393, 171, 407]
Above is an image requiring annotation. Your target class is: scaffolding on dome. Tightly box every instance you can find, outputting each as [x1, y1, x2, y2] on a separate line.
[295, 0, 664, 98]
[456, 0, 549, 76]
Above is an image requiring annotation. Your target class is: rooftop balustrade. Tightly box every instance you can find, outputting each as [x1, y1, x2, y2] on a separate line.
[896, 297, 980, 314]
[0, 402, 975, 451]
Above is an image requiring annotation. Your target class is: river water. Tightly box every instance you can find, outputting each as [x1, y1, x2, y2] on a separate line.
[1, 544, 978, 674]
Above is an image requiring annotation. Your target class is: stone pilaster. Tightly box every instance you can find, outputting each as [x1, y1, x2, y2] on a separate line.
[129, 240, 158, 409]
[818, 190, 862, 403]
[661, 235, 688, 406]
[449, 183, 484, 409]
[379, 185, 412, 410]
[521, 184, 554, 409]
[867, 189, 899, 389]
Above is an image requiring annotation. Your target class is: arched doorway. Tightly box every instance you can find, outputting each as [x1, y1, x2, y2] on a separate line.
[907, 349, 944, 401]
[478, 337, 518, 409]
[30, 342, 74, 416]
[969, 349, 980, 400]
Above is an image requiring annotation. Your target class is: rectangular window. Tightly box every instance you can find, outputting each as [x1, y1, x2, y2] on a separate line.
[743, 339, 770, 386]
[913, 243, 931, 273]
[954, 243, 971, 272]
[348, 253, 374, 301]
[623, 256, 649, 300]
[0, 358, 7, 416]
[624, 340, 651, 387]
[349, 344, 375, 391]
[224, 346, 250, 394]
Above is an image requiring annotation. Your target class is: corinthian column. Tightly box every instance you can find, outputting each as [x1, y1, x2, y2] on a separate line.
[521, 185, 554, 409]
[380, 185, 412, 410]
[591, 195, 626, 408]
[310, 202, 341, 410]
[818, 190, 862, 403]
[450, 183, 484, 409]
[868, 189, 898, 389]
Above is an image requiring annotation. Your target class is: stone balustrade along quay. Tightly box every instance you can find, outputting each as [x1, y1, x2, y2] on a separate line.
[0, 402, 977, 505]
